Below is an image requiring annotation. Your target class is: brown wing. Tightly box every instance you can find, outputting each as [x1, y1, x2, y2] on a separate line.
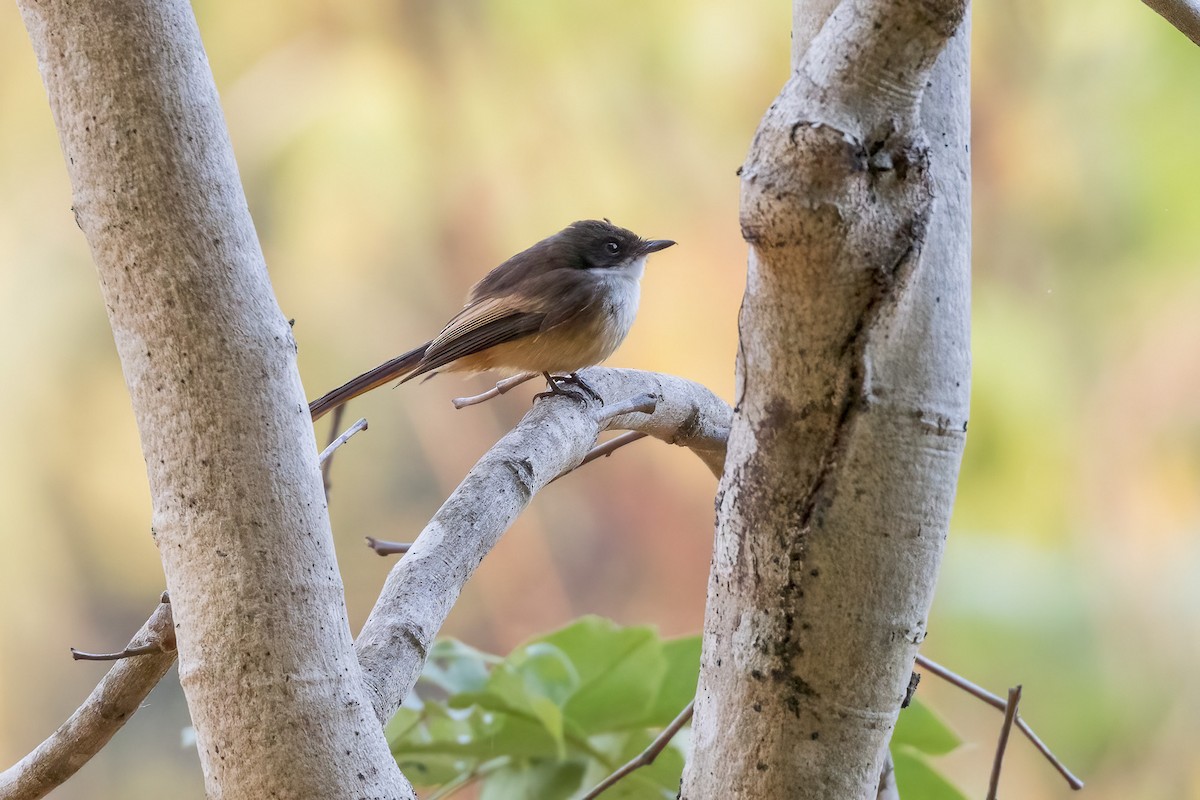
[409, 271, 598, 379]
[406, 297, 547, 378]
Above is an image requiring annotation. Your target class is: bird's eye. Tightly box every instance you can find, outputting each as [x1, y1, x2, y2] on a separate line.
[605, 241, 620, 254]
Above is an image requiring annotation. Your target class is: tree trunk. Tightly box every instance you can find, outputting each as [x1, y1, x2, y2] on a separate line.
[682, 1, 970, 797]
[17, 0, 412, 797]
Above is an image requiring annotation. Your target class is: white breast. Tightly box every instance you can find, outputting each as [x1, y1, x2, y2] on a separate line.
[591, 255, 646, 359]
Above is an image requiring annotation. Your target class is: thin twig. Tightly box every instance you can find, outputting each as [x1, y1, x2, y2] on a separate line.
[70, 591, 173, 661]
[320, 405, 346, 494]
[595, 393, 658, 424]
[365, 537, 412, 557]
[580, 431, 647, 466]
[581, 701, 694, 799]
[318, 417, 368, 466]
[986, 685, 1022, 800]
[70, 643, 166, 662]
[549, 431, 648, 485]
[452, 373, 537, 409]
[915, 654, 1083, 790]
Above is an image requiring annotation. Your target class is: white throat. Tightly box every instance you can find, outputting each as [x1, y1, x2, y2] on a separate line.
[592, 255, 645, 351]
[616, 254, 648, 281]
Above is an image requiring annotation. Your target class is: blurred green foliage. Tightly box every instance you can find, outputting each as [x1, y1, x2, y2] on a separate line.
[389, 618, 695, 799]
[2, 0, 1199, 798]
[391, 619, 967, 799]
[892, 698, 968, 800]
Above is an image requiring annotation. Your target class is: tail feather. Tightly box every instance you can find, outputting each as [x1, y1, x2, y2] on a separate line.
[308, 343, 429, 422]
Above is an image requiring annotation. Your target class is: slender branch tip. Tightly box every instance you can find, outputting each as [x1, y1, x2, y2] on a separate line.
[318, 417, 369, 466]
[70, 643, 167, 662]
[985, 684, 1023, 800]
[365, 536, 412, 557]
[453, 373, 537, 408]
[916, 654, 1083, 790]
[596, 392, 659, 424]
[582, 700, 694, 799]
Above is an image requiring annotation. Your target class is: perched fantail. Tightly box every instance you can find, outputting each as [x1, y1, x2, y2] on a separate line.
[308, 219, 675, 421]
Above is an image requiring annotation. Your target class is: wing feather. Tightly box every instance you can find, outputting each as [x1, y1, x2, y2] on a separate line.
[409, 274, 599, 379]
[409, 298, 546, 377]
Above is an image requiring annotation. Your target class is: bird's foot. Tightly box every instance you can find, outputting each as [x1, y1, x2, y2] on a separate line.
[534, 372, 604, 404]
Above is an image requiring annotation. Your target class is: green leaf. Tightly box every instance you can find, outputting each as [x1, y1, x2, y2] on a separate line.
[892, 698, 962, 756]
[449, 659, 569, 757]
[891, 748, 969, 800]
[391, 701, 504, 757]
[528, 695, 566, 757]
[617, 729, 686, 794]
[489, 659, 567, 753]
[420, 638, 497, 695]
[395, 620, 700, 798]
[512, 642, 582, 706]
[581, 730, 685, 799]
[396, 752, 476, 789]
[384, 706, 423, 748]
[401, 711, 560, 760]
[643, 635, 700, 727]
[489, 713, 571, 759]
[479, 759, 587, 800]
[534, 617, 645, 685]
[390, 703, 494, 787]
[536, 616, 668, 733]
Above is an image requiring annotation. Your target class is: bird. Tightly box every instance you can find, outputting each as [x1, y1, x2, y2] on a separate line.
[308, 219, 675, 421]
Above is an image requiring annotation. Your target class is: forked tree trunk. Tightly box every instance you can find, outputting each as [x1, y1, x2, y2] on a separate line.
[19, 0, 968, 796]
[681, 1, 970, 798]
[17, 0, 413, 797]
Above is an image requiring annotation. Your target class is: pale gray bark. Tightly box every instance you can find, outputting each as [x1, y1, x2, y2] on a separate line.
[876, 752, 901, 800]
[16, 1, 412, 797]
[355, 367, 731, 722]
[0, 364, 728, 796]
[0, 601, 175, 800]
[15, 0, 973, 796]
[682, 1, 971, 797]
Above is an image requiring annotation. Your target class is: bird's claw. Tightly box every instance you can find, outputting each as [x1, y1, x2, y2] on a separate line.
[535, 372, 604, 404]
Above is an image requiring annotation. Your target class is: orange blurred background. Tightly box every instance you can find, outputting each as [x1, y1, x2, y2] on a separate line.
[2, 1, 1199, 797]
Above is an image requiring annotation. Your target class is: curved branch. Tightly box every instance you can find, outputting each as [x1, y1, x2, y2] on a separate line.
[801, 0, 968, 132]
[0, 600, 176, 800]
[353, 367, 730, 723]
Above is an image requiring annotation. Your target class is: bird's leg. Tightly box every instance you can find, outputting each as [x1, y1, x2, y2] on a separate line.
[534, 372, 584, 402]
[562, 372, 603, 403]
[534, 371, 603, 404]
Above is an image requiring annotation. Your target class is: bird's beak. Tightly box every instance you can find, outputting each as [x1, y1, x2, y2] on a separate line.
[642, 239, 676, 254]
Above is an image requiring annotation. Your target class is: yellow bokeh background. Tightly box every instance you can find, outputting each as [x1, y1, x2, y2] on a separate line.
[2, 1, 1199, 798]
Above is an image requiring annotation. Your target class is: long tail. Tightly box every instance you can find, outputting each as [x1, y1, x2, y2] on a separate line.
[308, 343, 429, 422]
